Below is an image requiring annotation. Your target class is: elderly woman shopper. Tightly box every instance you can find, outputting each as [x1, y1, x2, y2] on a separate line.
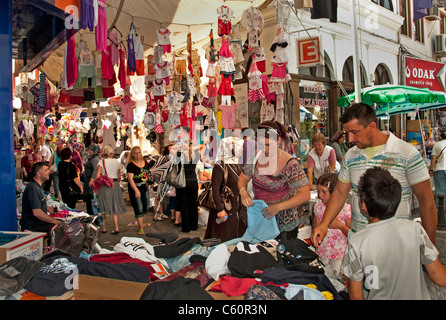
[95, 145, 126, 234]
[204, 136, 248, 243]
[330, 130, 349, 162]
[83, 144, 101, 215]
[238, 120, 310, 240]
[307, 132, 337, 190]
[127, 146, 154, 235]
[58, 147, 83, 209]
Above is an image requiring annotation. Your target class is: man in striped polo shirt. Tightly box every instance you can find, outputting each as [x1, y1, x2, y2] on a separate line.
[311, 103, 437, 246]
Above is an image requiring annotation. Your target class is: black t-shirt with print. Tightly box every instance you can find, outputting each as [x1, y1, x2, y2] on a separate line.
[127, 161, 153, 189]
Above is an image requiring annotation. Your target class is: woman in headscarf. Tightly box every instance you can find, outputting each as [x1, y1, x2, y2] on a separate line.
[238, 120, 310, 240]
[70, 141, 84, 176]
[83, 144, 101, 215]
[330, 130, 348, 162]
[204, 136, 248, 243]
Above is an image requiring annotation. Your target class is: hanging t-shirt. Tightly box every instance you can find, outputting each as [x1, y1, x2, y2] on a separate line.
[119, 97, 136, 124]
[220, 103, 238, 129]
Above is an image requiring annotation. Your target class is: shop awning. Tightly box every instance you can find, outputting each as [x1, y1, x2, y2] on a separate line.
[337, 84, 446, 117]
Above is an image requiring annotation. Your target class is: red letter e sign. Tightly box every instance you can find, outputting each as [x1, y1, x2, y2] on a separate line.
[297, 37, 322, 67]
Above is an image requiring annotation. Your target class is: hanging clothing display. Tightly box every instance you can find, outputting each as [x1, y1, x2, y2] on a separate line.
[217, 5, 234, 36]
[156, 28, 171, 53]
[80, 0, 96, 31]
[247, 62, 265, 103]
[118, 46, 126, 89]
[134, 34, 145, 76]
[109, 31, 119, 66]
[95, 0, 108, 52]
[65, 28, 77, 89]
[127, 31, 136, 75]
[101, 45, 114, 80]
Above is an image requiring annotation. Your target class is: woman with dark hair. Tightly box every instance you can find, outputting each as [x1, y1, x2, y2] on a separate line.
[58, 147, 83, 209]
[172, 140, 200, 232]
[83, 144, 101, 215]
[238, 120, 310, 240]
[204, 137, 247, 243]
[330, 130, 348, 162]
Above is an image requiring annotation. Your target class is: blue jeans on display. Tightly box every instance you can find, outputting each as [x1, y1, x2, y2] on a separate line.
[434, 170, 446, 208]
[129, 186, 150, 218]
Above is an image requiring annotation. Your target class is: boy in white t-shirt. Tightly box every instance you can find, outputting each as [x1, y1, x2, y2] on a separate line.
[342, 166, 446, 300]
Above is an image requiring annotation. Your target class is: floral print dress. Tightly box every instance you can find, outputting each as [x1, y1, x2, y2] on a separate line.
[314, 201, 351, 260]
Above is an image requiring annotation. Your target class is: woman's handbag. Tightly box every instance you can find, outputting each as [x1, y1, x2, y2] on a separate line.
[166, 163, 186, 188]
[92, 159, 114, 191]
[197, 164, 234, 211]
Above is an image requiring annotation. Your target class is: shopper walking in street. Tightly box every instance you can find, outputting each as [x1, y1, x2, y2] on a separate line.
[83, 143, 101, 215]
[127, 145, 154, 235]
[204, 137, 247, 243]
[173, 141, 200, 233]
[307, 132, 337, 190]
[95, 145, 126, 234]
[429, 128, 446, 209]
[311, 102, 437, 246]
[14, 145, 25, 180]
[50, 146, 63, 199]
[58, 147, 83, 209]
[238, 120, 310, 240]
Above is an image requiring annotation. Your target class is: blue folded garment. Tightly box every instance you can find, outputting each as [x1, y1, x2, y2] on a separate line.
[222, 200, 280, 247]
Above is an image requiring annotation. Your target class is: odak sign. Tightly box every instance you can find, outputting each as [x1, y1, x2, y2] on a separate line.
[405, 56, 446, 91]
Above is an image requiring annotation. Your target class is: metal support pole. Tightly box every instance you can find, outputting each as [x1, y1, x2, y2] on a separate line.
[0, 0, 17, 231]
[351, 0, 362, 103]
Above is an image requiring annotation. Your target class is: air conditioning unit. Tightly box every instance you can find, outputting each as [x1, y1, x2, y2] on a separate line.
[435, 34, 446, 54]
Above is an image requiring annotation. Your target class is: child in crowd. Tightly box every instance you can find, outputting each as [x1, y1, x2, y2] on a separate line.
[342, 166, 446, 300]
[313, 173, 351, 277]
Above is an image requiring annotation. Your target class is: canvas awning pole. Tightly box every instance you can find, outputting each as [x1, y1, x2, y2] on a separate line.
[416, 106, 427, 158]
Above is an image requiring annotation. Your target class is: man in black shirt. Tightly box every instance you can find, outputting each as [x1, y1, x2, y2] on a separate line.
[20, 162, 61, 236]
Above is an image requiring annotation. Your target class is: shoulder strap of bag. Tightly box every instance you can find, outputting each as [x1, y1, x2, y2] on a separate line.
[102, 159, 109, 177]
[434, 145, 446, 168]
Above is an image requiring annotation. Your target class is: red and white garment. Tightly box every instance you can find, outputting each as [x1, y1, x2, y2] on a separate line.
[156, 28, 171, 53]
[154, 61, 171, 85]
[217, 5, 233, 36]
[247, 62, 265, 103]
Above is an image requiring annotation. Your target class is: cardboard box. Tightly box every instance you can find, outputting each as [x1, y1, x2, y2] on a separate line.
[73, 275, 244, 300]
[407, 119, 427, 132]
[0, 231, 46, 264]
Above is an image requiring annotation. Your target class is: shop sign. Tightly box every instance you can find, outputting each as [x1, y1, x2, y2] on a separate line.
[299, 80, 329, 109]
[297, 37, 323, 67]
[404, 56, 446, 91]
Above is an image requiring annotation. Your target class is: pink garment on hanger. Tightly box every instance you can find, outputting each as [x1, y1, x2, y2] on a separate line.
[220, 103, 238, 129]
[95, 0, 107, 52]
[101, 44, 113, 80]
[219, 36, 233, 58]
[118, 47, 126, 89]
[119, 96, 136, 124]
[66, 28, 77, 88]
[109, 31, 119, 66]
